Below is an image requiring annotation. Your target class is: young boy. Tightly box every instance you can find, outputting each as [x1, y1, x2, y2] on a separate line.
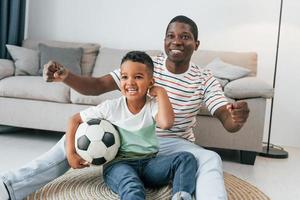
[67, 51, 197, 200]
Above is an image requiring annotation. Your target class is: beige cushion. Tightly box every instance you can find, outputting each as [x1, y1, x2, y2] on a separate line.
[192, 50, 257, 75]
[92, 47, 162, 76]
[224, 77, 274, 99]
[0, 76, 70, 103]
[22, 39, 100, 76]
[70, 89, 121, 105]
[6, 45, 40, 75]
[0, 59, 14, 79]
[206, 57, 251, 80]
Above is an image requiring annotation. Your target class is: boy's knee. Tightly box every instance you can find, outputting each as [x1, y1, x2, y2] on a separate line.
[181, 152, 197, 164]
[175, 152, 198, 170]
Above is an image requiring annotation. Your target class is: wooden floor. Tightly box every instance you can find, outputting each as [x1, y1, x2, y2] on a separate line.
[0, 128, 299, 200]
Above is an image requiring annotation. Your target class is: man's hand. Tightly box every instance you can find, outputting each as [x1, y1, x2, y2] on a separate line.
[226, 101, 249, 126]
[43, 60, 69, 82]
[215, 101, 249, 132]
[67, 152, 90, 169]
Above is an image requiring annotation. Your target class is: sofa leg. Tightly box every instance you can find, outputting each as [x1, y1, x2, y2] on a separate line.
[240, 151, 257, 165]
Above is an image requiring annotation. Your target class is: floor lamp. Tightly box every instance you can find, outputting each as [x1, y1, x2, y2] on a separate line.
[259, 0, 288, 158]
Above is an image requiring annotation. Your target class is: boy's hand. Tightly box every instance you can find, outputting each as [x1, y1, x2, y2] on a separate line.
[67, 152, 90, 169]
[43, 60, 69, 82]
[148, 86, 166, 97]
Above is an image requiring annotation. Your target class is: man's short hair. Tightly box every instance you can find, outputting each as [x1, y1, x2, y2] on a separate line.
[166, 15, 198, 41]
[121, 51, 154, 74]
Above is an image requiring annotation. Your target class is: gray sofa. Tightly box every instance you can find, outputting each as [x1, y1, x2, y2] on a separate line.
[0, 39, 273, 165]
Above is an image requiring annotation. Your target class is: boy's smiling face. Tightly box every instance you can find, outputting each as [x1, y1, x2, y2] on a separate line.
[120, 61, 154, 102]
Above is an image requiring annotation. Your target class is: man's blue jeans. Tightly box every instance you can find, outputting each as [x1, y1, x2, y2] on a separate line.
[103, 152, 197, 200]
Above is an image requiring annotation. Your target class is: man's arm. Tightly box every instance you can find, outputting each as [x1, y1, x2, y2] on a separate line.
[149, 86, 174, 129]
[214, 101, 249, 133]
[43, 61, 119, 95]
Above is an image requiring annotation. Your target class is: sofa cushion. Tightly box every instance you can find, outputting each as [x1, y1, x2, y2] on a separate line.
[0, 76, 70, 103]
[0, 59, 14, 80]
[224, 77, 274, 99]
[6, 45, 39, 75]
[92, 47, 162, 76]
[70, 89, 121, 105]
[39, 44, 83, 75]
[23, 39, 100, 76]
[191, 50, 257, 75]
[206, 57, 251, 81]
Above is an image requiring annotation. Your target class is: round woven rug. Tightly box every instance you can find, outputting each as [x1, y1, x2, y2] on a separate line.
[26, 167, 270, 200]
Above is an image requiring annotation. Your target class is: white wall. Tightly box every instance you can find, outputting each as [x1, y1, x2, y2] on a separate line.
[26, 0, 300, 147]
[271, 0, 300, 147]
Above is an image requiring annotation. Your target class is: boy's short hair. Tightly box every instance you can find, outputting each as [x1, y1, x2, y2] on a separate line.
[166, 15, 198, 41]
[121, 51, 154, 75]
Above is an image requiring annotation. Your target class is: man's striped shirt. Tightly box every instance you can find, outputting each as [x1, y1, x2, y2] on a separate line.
[110, 54, 228, 142]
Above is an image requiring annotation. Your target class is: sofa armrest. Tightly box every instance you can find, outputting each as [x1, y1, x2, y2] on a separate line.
[0, 59, 14, 80]
[224, 77, 274, 99]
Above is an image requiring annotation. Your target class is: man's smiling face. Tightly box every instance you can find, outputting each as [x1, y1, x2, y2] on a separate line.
[164, 22, 199, 65]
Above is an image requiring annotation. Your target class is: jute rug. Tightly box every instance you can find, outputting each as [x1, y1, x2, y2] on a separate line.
[26, 167, 270, 200]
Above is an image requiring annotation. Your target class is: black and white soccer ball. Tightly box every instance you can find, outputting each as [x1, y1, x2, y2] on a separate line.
[75, 119, 120, 165]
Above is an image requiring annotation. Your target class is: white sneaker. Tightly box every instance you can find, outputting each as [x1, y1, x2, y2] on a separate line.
[0, 181, 9, 200]
[172, 191, 192, 200]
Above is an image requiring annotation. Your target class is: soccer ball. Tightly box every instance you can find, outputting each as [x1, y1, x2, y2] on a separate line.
[75, 119, 120, 165]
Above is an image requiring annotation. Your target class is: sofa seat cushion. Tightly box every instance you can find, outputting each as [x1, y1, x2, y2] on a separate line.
[0, 76, 70, 103]
[70, 89, 121, 105]
[22, 39, 100, 76]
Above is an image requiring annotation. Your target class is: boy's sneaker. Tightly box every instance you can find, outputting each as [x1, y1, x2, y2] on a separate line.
[172, 191, 192, 200]
[0, 181, 9, 200]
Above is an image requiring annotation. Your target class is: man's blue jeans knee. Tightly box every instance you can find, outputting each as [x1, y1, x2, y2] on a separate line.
[0, 135, 70, 200]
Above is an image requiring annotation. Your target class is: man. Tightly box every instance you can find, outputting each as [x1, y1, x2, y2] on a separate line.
[0, 15, 249, 200]
[45, 15, 249, 199]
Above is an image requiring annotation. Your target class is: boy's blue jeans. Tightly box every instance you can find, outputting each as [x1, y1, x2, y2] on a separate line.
[103, 152, 197, 200]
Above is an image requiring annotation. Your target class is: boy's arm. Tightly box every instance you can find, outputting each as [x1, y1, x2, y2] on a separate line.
[43, 61, 119, 95]
[66, 113, 90, 169]
[149, 86, 174, 129]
